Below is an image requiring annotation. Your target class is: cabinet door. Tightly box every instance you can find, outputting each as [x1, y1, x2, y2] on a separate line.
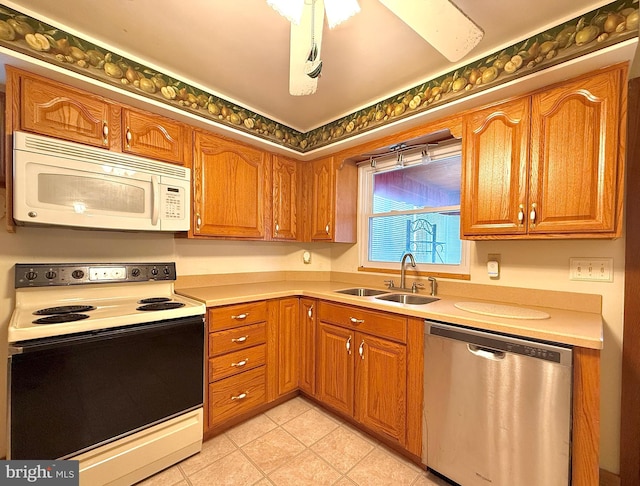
[193, 131, 267, 238]
[299, 298, 316, 395]
[272, 155, 297, 240]
[20, 75, 114, 148]
[462, 97, 530, 236]
[122, 108, 190, 165]
[277, 298, 299, 396]
[316, 322, 354, 416]
[529, 69, 622, 234]
[355, 333, 407, 444]
[310, 156, 335, 240]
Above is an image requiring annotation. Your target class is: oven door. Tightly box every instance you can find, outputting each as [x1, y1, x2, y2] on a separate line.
[8, 315, 204, 460]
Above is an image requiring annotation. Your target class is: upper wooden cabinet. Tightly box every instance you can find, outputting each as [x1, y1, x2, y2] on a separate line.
[121, 108, 191, 165]
[462, 64, 626, 239]
[271, 155, 298, 241]
[302, 156, 357, 243]
[192, 131, 267, 239]
[7, 66, 191, 167]
[17, 71, 117, 149]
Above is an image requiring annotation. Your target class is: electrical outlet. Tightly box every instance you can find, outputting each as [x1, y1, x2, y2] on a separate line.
[569, 258, 613, 282]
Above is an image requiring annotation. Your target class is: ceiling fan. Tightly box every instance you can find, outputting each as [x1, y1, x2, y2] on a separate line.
[267, 0, 484, 96]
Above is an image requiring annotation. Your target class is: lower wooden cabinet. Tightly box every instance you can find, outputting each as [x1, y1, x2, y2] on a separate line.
[276, 298, 299, 397]
[207, 302, 268, 431]
[299, 298, 317, 396]
[316, 303, 408, 446]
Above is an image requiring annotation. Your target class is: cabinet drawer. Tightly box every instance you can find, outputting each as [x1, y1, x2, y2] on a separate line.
[318, 301, 407, 343]
[208, 301, 268, 331]
[208, 366, 266, 428]
[209, 344, 266, 382]
[209, 322, 266, 356]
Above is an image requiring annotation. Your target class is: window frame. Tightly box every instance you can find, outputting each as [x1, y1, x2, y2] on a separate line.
[357, 142, 470, 277]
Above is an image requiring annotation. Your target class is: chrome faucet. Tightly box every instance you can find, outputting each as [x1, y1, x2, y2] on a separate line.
[400, 252, 416, 290]
[427, 276, 437, 296]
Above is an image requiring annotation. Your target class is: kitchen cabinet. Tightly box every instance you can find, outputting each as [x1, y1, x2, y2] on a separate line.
[121, 108, 191, 165]
[15, 68, 118, 149]
[192, 130, 268, 238]
[276, 298, 299, 397]
[462, 64, 626, 238]
[206, 301, 268, 431]
[271, 155, 298, 240]
[302, 156, 357, 242]
[7, 66, 191, 166]
[299, 298, 317, 396]
[316, 301, 407, 445]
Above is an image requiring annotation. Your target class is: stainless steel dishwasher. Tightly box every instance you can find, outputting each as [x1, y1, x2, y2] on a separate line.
[423, 320, 573, 486]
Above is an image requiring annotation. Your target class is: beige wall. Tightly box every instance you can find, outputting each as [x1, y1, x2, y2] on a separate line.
[0, 186, 626, 473]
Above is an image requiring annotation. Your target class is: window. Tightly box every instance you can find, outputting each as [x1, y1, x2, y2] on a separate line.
[358, 140, 469, 276]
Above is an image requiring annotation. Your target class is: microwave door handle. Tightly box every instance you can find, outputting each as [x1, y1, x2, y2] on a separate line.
[151, 176, 160, 226]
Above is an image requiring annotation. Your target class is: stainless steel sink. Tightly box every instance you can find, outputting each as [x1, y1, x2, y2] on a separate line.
[335, 288, 387, 297]
[375, 293, 439, 305]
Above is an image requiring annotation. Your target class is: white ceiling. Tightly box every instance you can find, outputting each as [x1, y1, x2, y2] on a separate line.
[4, 0, 627, 132]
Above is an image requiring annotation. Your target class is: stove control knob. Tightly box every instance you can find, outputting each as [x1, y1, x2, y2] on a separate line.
[151, 268, 159, 276]
[25, 271, 38, 281]
[131, 268, 141, 278]
[45, 271, 57, 280]
[72, 270, 85, 280]
[163, 267, 170, 275]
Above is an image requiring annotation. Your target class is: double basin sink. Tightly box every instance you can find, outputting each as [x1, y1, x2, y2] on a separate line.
[335, 287, 438, 305]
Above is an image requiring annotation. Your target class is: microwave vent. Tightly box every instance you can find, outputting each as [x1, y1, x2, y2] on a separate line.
[17, 132, 187, 179]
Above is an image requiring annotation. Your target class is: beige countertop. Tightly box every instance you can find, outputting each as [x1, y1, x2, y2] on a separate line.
[176, 279, 603, 349]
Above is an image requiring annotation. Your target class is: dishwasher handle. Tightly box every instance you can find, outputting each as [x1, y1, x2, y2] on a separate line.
[467, 344, 505, 360]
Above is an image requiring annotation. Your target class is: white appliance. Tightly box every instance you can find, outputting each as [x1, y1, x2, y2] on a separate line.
[8, 262, 206, 486]
[12, 131, 191, 232]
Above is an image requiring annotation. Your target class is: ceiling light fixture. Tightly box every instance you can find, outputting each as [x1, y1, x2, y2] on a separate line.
[269, 0, 483, 96]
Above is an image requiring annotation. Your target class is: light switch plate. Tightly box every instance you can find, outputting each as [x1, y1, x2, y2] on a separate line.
[569, 258, 613, 282]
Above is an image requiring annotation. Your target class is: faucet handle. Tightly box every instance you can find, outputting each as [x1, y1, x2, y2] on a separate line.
[384, 279, 395, 289]
[411, 282, 425, 293]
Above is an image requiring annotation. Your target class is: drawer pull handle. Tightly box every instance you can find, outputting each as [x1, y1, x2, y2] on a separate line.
[359, 340, 365, 360]
[529, 203, 537, 227]
[102, 121, 109, 144]
[231, 359, 248, 368]
[350, 317, 364, 324]
[308, 305, 314, 319]
[232, 313, 249, 320]
[346, 336, 352, 355]
[231, 336, 248, 343]
[517, 204, 524, 226]
[231, 392, 248, 401]
[125, 127, 132, 147]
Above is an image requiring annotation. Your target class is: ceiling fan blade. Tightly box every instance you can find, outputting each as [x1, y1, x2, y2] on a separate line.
[379, 0, 483, 62]
[290, 0, 325, 96]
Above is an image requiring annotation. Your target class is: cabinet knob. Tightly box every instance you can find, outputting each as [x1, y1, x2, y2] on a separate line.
[126, 127, 132, 148]
[196, 213, 202, 230]
[346, 336, 352, 355]
[275, 222, 279, 234]
[358, 340, 365, 360]
[307, 305, 313, 319]
[231, 392, 248, 401]
[517, 204, 525, 225]
[102, 121, 109, 145]
[529, 203, 537, 227]
[325, 223, 330, 234]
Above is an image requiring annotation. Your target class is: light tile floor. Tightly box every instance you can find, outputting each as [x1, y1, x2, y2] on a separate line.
[138, 396, 452, 486]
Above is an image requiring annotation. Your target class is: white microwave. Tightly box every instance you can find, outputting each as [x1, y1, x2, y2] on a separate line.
[12, 131, 191, 232]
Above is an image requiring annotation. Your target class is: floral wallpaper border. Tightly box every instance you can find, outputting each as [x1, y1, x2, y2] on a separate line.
[0, 0, 637, 153]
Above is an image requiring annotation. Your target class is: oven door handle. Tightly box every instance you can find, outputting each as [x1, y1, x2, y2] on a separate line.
[9, 315, 204, 355]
